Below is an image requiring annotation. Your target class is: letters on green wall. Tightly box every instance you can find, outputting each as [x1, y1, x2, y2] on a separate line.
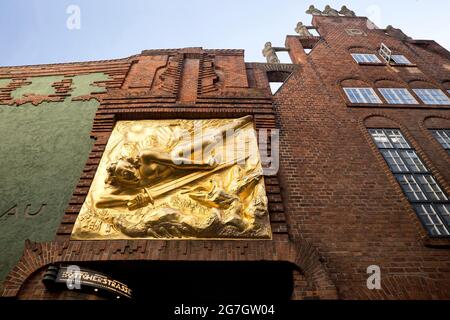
[0, 73, 109, 283]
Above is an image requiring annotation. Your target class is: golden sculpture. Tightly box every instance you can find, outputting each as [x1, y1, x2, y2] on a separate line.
[71, 116, 271, 240]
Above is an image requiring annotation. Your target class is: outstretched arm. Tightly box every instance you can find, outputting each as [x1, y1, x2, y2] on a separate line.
[96, 190, 154, 210]
[140, 150, 217, 170]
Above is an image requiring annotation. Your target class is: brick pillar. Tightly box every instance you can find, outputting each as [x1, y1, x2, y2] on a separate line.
[285, 36, 307, 64]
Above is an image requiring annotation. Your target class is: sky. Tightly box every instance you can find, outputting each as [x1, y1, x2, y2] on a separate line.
[0, 0, 449, 66]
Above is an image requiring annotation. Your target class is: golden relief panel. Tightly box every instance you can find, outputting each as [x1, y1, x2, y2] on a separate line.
[71, 116, 271, 240]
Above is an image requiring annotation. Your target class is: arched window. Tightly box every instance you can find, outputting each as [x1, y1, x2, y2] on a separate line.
[365, 116, 450, 237]
[424, 117, 450, 156]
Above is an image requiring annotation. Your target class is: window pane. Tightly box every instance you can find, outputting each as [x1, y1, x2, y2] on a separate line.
[392, 55, 412, 65]
[385, 130, 410, 148]
[413, 89, 450, 105]
[396, 174, 427, 201]
[381, 150, 408, 172]
[414, 204, 450, 236]
[399, 150, 428, 173]
[362, 88, 381, 103]
[416, 175, 448, 201]
[435, 204, 450, 226]
[344, 88, 382, 104]
[351, 53, 381, 64]
[379, 88, 418, 104]
[369, 129, 393, 148]
[431, 130, 450, 150]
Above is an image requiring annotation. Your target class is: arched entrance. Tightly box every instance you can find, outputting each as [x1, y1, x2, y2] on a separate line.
[77, 260, 295, 301]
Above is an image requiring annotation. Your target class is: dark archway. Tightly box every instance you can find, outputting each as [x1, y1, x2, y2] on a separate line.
[86, 260, 295, 301]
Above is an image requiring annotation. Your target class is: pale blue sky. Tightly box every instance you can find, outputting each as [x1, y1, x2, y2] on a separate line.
[0, 0, 449, 66]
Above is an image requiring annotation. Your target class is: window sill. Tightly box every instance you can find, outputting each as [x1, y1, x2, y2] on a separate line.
[423, 236, 450, 248]
[347, 103, 450, 109]
[357, 62, 386, 66]
[390, 63, 417, 67]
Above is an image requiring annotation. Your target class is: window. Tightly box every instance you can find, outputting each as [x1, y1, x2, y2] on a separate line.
[430, 129, 450, 156]
[369, 129, 450, 236]
[391, 55, 412, 65]
[345, 29, 367, 36]
[344, 88, 382, 104]
[413, 89, 450, 105]
[379, 43, 392, 63]
[378, 88, 418, 104]
[351, 53, 381, 64]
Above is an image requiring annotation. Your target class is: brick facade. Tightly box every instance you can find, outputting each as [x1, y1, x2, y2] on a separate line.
[274, 15, 450, 299]
[1, 13, 449, 300]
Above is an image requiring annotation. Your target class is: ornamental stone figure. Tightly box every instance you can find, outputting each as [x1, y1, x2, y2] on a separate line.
[386, 25, 412, 41]
[262, 42, 280, 64]
[323, 5, 340, 16]
[305, 5, 322, 16]
[339, 5, 356, 17]
[295, 22, 313, 37]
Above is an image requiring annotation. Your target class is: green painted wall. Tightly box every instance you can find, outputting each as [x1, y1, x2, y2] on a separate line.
[0, 74, 107, 283]
[0, 79, 11, 88]
[11, 75, 65, 99]
[70, 73, 110, 97]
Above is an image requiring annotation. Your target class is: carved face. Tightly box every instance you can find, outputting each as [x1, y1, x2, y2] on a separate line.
[109, 159, 140, 185]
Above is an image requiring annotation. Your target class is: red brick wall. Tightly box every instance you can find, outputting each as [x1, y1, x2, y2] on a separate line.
[276, 15, 450, 299]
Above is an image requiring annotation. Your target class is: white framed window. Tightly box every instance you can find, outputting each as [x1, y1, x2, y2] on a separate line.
[391, 54, 412, 65]
[379, 43, 392, 63]
[397, 174, 428, 201]
[370, 129, 393, 148]
[430, 129, 450, 155]
[344, 88, 382, 104]
[369, 128, 450, 237]
[399, 150, 427, 173]
[379, 88, 418, 104]
[413, 89, 450, 105]
[416, 175, 448, 201]
[414, 204, 450, 236]
[351, 53, 381, 64]
[380, 150, 408, 172]
[385, 129, 410, 148]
